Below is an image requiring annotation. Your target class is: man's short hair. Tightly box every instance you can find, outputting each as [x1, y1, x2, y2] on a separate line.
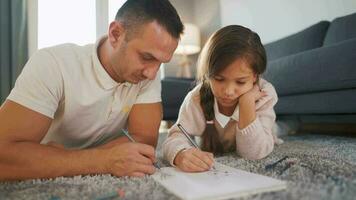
[115, 0, 184, 39]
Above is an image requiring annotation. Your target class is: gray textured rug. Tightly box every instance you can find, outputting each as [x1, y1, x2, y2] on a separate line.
[1, 133, 356, 200]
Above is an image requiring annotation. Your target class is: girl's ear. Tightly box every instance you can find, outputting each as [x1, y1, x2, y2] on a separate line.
[253, 74, 258, 84]
[108, 21, 125, 48]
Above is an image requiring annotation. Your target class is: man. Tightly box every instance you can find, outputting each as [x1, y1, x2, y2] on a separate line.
[0, 0, 183, 180]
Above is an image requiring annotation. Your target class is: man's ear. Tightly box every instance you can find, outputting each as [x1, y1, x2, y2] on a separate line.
[108, 21, 125, 48]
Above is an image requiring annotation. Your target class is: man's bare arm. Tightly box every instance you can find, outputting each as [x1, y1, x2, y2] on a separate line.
[128, 102, 163, 147]
[0, 100, 155, 181]
[90, 102, 163, 177]
[0, 100, 108, 180]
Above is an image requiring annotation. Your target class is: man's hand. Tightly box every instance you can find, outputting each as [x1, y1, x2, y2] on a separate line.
[173, 148, 214, 172]
[103, 142, 157, 177]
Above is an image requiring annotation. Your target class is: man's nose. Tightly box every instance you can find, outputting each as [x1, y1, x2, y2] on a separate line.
[143, 64, 160, 80]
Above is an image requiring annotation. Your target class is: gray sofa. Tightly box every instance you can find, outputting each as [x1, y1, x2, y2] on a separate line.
[263, 12, 356, 124]
[162, 12, 356, 125]
[161, 77, 195, 120]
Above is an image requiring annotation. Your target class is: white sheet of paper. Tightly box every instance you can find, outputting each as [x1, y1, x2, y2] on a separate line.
[152, 162, 286, 200]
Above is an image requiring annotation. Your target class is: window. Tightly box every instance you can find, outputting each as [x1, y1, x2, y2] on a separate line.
[108, 0, 125, 25]
[29, 0, 126, 55]
[38, 0, 96, 49]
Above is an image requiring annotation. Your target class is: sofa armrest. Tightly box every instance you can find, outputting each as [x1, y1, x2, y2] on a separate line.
[161, 77, 195, 121]
[263, 38, 356, 96]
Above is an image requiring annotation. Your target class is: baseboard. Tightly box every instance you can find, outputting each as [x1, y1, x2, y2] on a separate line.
[300, 123, 356, 136]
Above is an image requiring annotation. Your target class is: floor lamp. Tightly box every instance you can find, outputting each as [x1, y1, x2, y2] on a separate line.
[175, 23, 201, 78]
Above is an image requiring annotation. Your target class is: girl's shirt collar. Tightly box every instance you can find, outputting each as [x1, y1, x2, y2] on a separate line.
[213, 98, 240, 128]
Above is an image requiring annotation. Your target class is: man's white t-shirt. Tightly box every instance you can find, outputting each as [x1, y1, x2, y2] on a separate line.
[7, 37, 161, 149]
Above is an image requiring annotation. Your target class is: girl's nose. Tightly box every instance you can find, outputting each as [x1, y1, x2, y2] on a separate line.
[224, 84, 235, 97]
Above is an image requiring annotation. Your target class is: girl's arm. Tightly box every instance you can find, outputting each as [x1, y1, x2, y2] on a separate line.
[237, 84, 265, 129]
[162, 88, 206, 166]
[234, 80, 278, 160]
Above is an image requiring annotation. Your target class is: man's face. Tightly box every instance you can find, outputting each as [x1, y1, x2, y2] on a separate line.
[109, 21, 178, 84]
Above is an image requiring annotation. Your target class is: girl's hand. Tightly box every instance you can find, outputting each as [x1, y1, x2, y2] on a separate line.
[173, 148, 214, 172]
[240, 84, 267, 102]
[237, 84, 267, 129]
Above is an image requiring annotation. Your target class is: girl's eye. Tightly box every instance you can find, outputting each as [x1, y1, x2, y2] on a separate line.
[236, 81, 246, 85]
[214, 77, 223, 82]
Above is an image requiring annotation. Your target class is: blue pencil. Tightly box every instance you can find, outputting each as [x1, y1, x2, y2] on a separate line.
[95, 191, 117, 200]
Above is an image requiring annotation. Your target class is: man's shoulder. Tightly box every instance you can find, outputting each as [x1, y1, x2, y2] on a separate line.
[43, 43, 94, 59]
[34, 43, 95, 76]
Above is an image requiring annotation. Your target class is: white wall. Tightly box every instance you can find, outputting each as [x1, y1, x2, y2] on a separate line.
[193, 0, 221, 43]
[220, 0, 356, 44]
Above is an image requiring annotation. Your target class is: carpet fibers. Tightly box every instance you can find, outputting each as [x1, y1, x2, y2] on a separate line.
[1, 133, 356, 200]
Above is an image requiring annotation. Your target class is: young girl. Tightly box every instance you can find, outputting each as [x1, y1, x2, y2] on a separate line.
[162, 25, 282, 172]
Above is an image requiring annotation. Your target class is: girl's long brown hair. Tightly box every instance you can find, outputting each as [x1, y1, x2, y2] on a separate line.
[197, 25, 267, 154]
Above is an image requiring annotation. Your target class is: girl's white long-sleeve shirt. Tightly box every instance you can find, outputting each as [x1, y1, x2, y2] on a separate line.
[162, 78, 282, 166]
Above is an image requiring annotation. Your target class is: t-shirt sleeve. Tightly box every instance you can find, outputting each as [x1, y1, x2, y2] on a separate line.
[7, 49, 64, 118]
[135, 73, 161, 104]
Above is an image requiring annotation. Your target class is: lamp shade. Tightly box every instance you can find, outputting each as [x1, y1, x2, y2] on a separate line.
[175, 23, 201, 55]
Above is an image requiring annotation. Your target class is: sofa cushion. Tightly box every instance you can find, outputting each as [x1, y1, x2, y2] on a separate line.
[275, 89, 356, 115]
[324, 12, 356, 46]
[161, 77, 195, 120]
[263, 38, 356, 96]
[264, 21, 330, 61]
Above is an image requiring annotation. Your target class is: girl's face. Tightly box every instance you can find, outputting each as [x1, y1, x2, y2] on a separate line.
[209, 58, 257, 111]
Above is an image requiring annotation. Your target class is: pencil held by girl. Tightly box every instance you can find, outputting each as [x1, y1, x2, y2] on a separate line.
[162, 25, 283, 173]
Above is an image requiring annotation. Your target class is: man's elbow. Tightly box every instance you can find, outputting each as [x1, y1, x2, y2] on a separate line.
[0, 144, 18, 181]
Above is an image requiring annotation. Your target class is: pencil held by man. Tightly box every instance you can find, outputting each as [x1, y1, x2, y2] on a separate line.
[122, 129, 161, 170]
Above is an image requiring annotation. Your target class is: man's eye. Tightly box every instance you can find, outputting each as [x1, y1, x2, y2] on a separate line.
[142, 56, 151, 61]
[141, 54, 153, 61]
